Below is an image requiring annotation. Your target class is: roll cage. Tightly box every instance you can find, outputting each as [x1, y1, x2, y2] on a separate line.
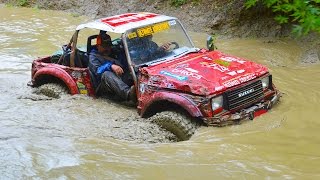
[68, 16, 195, 88]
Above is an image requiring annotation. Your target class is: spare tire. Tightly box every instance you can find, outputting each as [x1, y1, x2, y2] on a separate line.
[150, 111, 199, 141]
[38, 83, 68, 98]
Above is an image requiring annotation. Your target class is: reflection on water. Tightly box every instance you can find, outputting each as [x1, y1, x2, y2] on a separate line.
[1, 6, 320, 179]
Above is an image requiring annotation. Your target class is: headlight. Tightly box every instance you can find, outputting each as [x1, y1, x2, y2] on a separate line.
[211, 95, 223, 111]
[261, 76, 270, 89]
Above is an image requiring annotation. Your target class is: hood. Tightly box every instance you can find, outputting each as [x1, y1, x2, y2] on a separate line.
[142, 50, 269, 96]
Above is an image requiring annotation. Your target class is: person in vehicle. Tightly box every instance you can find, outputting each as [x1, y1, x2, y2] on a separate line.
[128, 35, 172, 64]
[88, 33, 135, 101]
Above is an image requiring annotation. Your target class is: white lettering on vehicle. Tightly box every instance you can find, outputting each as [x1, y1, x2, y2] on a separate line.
[221, 56, 246, 64]
[239, 73, 256, 83]
[200, 62, 229, 73]
[215, 86, 224, 92]
[238, 88, 254, 97]
[202, 56, 212, 61]
[108, 14, 151, 24]
[185, 68, 199, 73]
[223, 79, 241, 87]
[172, 69, 203, 79]
[226, 69, 245, 76]
[222, 73, 256, 88]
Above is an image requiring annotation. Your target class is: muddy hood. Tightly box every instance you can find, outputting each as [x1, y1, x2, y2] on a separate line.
[143, 50, 269, 96]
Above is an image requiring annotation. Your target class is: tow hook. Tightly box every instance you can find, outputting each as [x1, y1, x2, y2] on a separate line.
[266, 101, 272, 109]
[271, 91, 281, 106]
[249, 111, 254, 120]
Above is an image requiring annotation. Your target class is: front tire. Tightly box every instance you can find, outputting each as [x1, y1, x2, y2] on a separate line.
[150, 111, 199, 141]
[38, 83, 68, 98]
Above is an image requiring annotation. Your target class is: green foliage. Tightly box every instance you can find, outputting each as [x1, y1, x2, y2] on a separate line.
[170, 0, 201, 7]
[245, 0, 320, 36]
[17, 0, 30, 7]
[170, 0, 188, 7]
[5, 0, 32, 7]
[245, 0, 258, 8]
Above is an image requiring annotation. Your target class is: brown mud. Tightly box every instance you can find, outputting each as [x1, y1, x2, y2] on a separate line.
[1, 7, 320, 178]
[10, 74, 177, 143]
[0, 1, 318, 144]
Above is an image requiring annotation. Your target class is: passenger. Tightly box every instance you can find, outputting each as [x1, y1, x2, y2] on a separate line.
[88, 33, 135, 101]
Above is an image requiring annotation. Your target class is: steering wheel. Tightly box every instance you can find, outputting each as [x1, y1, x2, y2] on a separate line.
[169, 41, 179, 50]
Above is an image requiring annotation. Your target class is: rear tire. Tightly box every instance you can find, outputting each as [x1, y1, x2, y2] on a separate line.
[150, 111, 199, 141]
[38, 83, 68, 98]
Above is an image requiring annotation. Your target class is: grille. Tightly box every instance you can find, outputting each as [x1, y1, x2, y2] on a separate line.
[226, 80, 263, 111]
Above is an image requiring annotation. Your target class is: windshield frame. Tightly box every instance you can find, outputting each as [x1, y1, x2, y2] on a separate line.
[122, 18, 195, 67]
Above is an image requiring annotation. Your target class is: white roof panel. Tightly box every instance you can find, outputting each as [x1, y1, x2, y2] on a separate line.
[76, 12, 176, 33]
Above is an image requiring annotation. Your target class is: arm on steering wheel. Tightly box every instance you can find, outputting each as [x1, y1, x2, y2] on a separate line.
[159, 41, 179, 51]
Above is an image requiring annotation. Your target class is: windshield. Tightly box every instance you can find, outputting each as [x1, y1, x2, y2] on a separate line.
[125, 20, 195, 66]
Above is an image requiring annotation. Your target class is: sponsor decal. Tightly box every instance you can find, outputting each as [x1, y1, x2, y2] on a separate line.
[76, 78, 88, 95]
[101, 13, 158, 27]
[259, 69, 268, 75]
[172, 68, 203, 80]
[239, 73, 256, 83]
[172, 64, 202, 79]
[214, 59, 231, 67]
[223, 79, 241, 88]
[160, 71, 188, 81]
[220, 56, 246, 64]
[215, 86, 224, 92]
[127, 32, 137, 39]
[200, 61, 229, 72]
[175, 63, 189, 69]
[223, 73, 256, 87]
[202, 56, 212, 61]
[238, 88, 254, 97]
[136, 21, 170, 37]
[226, 69, 245, 76]
[185, 67, 198, 73]
[221, 76, 229, 80]
[77, 82, 88, 94]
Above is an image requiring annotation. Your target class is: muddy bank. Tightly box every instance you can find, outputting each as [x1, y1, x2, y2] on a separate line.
[0, 0, 285, 37]
[1, 0, 319, 63]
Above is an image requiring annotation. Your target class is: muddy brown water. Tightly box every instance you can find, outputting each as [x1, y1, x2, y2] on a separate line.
[1, 6, 320, 179]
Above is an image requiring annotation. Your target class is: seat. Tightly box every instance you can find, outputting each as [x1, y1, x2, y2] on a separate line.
[57, 45, 88, 68]
[87, 34, 98, 55]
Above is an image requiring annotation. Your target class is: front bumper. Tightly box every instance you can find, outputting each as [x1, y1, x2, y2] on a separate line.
[203, 91, 281, 126]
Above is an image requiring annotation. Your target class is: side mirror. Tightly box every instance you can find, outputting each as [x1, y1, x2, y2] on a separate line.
[207, 35, 217, 51]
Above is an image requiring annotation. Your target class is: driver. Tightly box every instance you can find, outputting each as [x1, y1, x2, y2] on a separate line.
[128, 35, 172, 63]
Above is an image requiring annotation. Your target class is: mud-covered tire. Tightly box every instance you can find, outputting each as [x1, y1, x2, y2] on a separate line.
[150, 111, 199, 141]
[38, 83, 68, 98]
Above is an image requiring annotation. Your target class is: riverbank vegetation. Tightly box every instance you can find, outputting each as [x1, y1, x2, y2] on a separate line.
[245, 0, 320, 36]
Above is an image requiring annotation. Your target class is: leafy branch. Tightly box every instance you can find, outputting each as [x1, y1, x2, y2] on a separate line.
[245, 0, 320, 36]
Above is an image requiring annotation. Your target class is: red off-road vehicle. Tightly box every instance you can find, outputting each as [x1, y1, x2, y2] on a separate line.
[29, 12, 280, 141]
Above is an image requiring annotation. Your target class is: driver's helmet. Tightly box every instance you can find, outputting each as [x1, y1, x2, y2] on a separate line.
[96, 33, 112, 48]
